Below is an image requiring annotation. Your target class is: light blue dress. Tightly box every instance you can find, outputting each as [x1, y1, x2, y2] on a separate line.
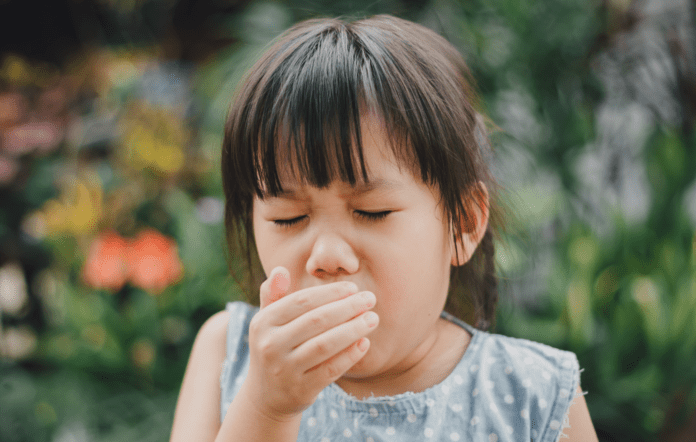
[220, 302, 581, 442]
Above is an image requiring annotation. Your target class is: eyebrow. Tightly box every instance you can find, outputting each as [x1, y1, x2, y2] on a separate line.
[270, 178, 403, 200]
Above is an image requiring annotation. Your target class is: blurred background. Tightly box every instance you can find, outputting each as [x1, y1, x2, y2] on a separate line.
[0, 0, 695, 440]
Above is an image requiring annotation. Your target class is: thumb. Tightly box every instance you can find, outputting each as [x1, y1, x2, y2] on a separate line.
[260, 266, 291, 309]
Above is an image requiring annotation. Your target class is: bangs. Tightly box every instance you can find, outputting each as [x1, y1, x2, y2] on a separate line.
[223, 15, 485, 226]
[236, 21, 407, 198]
[252, 23, 375, 195]
[224, 16, 481, 202]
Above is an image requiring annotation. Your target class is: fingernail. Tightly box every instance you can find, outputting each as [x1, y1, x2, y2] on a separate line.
[363, 311, 379, 327]
[357, 337, 369, 352]
[361, 291, 376, 308]
[271, 271, 290, 293]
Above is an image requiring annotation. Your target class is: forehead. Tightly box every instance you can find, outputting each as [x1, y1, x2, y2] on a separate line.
[259, 113, 420, 195]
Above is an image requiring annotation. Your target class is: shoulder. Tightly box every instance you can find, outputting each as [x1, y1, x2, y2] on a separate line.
[466, 330, 581, 441]
[474, 330, 579, 396]
[170, 308, 234, 441]
[478, 330, 578, 373]
[185, 308, 232, 378]
[478, 329, 579, 388]
[198, 309, 231, 343]
[189, 302, 258, 376]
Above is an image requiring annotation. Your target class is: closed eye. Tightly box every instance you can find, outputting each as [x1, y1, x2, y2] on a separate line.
[273, 211, 391, 227]
[273, 216, 307, 227]
[355, 210, 392, 221]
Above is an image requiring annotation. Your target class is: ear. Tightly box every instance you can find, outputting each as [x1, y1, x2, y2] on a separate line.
[451, 182, 490, 266]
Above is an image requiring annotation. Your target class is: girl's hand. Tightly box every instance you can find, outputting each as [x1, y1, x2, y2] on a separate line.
[239, 266, 379, 422]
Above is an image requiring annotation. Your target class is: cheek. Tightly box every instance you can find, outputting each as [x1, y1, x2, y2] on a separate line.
[376, 220, 450, 303]
[390, 215, 450, 270]
[368, 237, 443, 306]
[252, 221, 286, 275]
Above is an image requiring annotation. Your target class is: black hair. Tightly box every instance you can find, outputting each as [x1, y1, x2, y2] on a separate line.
[221, 15, 500, 330]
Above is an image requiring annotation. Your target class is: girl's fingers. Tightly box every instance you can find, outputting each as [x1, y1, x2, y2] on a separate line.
[259, 267, 291, 309]
[263, 281, 360, 325]
[293, 310, 379, 372]
[307, 337, 371, 383]
[281, 291, 376, 349]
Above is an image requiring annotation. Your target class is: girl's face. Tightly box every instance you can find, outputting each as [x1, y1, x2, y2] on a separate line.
[252, 117, 456, 382]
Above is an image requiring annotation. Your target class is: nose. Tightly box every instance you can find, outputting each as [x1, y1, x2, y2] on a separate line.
[305, 232, 359, 278]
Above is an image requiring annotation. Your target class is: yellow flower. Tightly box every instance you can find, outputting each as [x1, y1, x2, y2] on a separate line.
[121, 104, 187, 175]
[39, 176, 103, 237]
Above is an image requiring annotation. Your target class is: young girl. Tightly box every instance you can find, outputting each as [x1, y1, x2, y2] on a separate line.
[170, 15, 598, 442]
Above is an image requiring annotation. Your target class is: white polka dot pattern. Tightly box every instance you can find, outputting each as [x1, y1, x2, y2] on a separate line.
[219, 303, 582, 442]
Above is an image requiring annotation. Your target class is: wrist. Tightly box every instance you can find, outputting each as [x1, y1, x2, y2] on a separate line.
[237, 379, 305, 424]
[219, 383, 303, 442]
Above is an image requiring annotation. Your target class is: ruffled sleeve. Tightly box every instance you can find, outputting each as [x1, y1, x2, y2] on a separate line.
[219, 301, 258, 423]
[480, 333, 581, 442]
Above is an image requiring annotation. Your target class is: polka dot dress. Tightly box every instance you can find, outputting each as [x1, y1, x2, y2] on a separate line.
[220, 303, 580, 442]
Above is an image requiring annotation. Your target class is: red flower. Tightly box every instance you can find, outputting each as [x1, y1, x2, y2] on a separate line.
[83, 228, 184, 293]
[82, 231, 128, 291]
[127, 228, 183, 294]
[4, 121, 63, 156]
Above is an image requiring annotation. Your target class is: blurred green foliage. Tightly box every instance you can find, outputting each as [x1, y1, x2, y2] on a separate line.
[1, 0, 695, 441]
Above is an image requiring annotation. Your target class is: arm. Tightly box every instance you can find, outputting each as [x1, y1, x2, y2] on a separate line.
[563, 386, 598, 441]
[169, 309, 301, 442]
[170, 310, 229, 442]
[171, 267, 378, 442]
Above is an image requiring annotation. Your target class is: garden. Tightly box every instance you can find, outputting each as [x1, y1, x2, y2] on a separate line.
[1, 0, 695, 441]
